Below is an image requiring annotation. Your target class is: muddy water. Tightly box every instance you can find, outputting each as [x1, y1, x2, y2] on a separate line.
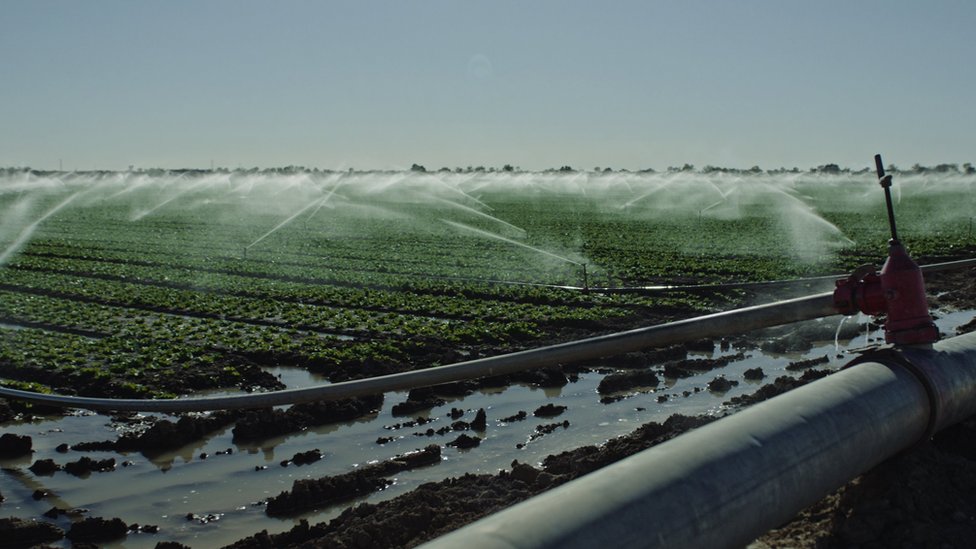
[1, 310, 973, 548]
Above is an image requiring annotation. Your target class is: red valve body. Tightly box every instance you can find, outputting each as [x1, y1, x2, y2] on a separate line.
[878, 240, 939, 344]
[833, 240, 939, 345]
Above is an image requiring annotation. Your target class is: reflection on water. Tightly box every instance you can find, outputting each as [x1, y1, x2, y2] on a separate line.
[0, 311, 972, 548]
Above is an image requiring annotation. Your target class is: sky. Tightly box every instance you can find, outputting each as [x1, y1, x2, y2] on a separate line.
[2, 1, 975, 172]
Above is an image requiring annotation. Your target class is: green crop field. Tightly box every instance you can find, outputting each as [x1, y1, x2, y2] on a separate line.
[0, 169, 973, 402]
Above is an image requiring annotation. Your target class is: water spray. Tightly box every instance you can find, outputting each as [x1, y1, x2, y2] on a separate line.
[0, 191, 83, 265]
[304, 180, 346, 229]
[698, 200, 724, 224]
[244, 198, 323, 257]
[832, 154, 939, 345]
[430, 195, 526, 237]
[440, 219, 583, 266]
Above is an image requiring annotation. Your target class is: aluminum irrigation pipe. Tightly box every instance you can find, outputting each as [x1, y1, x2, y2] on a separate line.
[920, 255, 976, 274]
[398, 257, 976, 294]
[587, 256, 976, 294]
[0, 291, 838, 412]
[421, 330, 976, 549]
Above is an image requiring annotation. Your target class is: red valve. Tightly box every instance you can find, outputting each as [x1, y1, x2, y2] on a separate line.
[878, 240, 939, 344]
[832, 155, 939, 346]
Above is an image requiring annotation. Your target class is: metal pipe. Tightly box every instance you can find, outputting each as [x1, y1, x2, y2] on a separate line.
[589, 256, 976, 294]
[920, 256, 976, 273]
[421, 331, 976, 549]
[0, 292, 837, 412]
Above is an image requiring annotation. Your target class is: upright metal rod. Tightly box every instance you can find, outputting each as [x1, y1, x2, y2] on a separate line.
[422, 331, 976, 549]
[876, 153, 899, 242]
[0, 292, 837, 412]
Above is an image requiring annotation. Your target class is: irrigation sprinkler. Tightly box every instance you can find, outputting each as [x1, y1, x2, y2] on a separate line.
[698, 199, 723, 224]
[0, 190, 83, 266]
[244, 198, 324, 256]
[581, 263, 589, 292]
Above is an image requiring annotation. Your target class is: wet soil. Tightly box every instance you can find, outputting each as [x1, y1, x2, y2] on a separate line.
[224, 414, 715, 549]
[264, 445, 442, 518]
[231, 395, 384, 442]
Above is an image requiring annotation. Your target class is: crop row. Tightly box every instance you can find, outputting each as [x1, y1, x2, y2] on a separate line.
[8, 252, 631, 325]
[0, 267, 549, 346]
[20, 236, 715, 315]
[39, 214, 583, 284]
[0, 289, 415, 395]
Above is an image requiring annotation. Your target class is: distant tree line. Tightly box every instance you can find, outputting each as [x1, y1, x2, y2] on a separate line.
[3, 162, 975, 177]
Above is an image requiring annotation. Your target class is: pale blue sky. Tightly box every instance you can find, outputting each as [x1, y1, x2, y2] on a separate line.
[2, 1, 974, 171]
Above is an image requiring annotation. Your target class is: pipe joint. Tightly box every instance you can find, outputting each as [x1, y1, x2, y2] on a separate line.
[897, 332, 976, 433]
[846, 346, 941, 441]
[847, 332, 976, 439]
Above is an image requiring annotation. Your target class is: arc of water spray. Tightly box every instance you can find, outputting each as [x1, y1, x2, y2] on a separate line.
[245, 197, 327, 254]
[620, 179, 634, 194]
[430, 196, 526, 237]
[701, 200, 724, 213]
[0, 192, 82, 265]
[698, 199, 725, 223]
[620, 180, 673, 209]
[759, 182, 856, 247]
[104, 179, 149, 202]
[130, 176, 204, 221]
[706, 179, 734, 199]
[304, 180, 346, 226]
[440, 219, 583, 266]
[100, 171, 141, 201]
[434, 179, 495, 212]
